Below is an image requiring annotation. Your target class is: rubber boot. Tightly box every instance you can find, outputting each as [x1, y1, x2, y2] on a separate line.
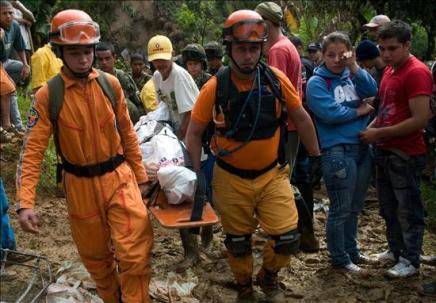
[419, 280, 436, 298]
[236, 278, 256, 303]
[293, 185, 319, 253]
[201, 225, 213, 249]
[176, 228, 200, 273]
[255, 268, 286, 303]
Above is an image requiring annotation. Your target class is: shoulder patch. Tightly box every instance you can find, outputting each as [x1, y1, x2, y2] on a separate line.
[27, 107, 39, 128]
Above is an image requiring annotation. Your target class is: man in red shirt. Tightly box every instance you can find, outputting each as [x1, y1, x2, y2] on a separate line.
[255, 1, 319, 252]
[360, 20, 432, 278]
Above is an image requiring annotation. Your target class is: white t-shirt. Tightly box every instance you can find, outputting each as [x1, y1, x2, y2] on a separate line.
[153, 63, 199, 132]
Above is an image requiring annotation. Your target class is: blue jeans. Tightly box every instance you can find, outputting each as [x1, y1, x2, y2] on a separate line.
[1, 178, 16, 250]
[322, 143, 372, 267]
[375, 149, 426, 268]
[4, 59, 24, 131]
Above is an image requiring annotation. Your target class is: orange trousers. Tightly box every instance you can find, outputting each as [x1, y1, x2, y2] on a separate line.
[212, 164, 298, 284]
[64, 162, 153, 302]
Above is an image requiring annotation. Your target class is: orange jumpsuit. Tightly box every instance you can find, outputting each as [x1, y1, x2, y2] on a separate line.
[16, 69, 153, 303]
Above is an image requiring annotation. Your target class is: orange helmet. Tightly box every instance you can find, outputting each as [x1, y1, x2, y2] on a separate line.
[223, 10, 268, 43]
[49, 9, 100, 45]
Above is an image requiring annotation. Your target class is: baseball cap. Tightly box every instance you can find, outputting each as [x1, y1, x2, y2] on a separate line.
[307, 42, 321, 51]
[364, 15, 390, 28]
[147, 35, 173, 62]
[255, 2, 283, 25]
[356, 40, 380, 61]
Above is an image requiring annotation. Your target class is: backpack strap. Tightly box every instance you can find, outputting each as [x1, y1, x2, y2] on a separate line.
[215, 66, 231, 114]
[259, 62, 284, 104]
[47, 74, 65, 160]
[95, 69, 117, 111]
[259, 62, 288, 167]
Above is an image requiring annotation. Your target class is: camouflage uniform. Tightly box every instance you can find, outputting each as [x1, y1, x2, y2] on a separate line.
[114, 68, 145, 124]
[194, 70, 212, 90]
[131, 71, 152, 91]
[204, 41, 224, 76]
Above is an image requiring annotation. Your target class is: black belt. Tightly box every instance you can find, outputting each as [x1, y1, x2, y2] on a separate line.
[62, 154, 125, 177]
[216, 158, 277, 179]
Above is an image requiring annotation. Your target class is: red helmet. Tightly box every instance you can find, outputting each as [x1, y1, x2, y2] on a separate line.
[223, 10, 268, 43]
[49, 10, 100, 45]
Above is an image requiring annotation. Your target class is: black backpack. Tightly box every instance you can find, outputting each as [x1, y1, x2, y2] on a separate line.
[214, 62, 288, 165]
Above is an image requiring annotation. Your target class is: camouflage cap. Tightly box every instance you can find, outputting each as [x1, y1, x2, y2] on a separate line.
[255, 2, 283, 25]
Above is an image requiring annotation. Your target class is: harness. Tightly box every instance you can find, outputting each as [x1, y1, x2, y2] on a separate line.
[213, 62, 288, 178]
[47, 70, 124, 178]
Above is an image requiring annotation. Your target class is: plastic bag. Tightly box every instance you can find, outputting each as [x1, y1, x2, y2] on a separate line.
[141, 127, 185, 168]
[135, 101, 170, 128]
[157, 166, 197, 205]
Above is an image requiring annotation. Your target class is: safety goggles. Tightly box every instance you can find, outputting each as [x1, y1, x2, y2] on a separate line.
[223, 20, 268, 42]
[49, 21, 100, 44]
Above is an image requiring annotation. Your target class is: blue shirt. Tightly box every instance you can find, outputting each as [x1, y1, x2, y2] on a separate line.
[0, 20, 26, 62]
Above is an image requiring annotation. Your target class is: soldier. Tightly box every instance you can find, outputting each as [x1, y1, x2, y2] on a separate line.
[95, 42, 145, 124]
[130, 52, 151, 91]
[182, 43, 211, 90]
[204, 41, 224, 75]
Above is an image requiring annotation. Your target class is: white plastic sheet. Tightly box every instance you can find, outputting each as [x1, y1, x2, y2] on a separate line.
[158, 166, 197, 205]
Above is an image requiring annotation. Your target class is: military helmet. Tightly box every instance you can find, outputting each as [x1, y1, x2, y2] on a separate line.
[204, 41, 223, 59]
[182, 43, 207, 69]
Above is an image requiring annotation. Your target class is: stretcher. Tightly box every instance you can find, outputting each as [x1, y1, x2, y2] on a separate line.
[145, 184, 219, 229]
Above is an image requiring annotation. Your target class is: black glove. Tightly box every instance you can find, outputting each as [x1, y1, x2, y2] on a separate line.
[309, 155, 322, 186]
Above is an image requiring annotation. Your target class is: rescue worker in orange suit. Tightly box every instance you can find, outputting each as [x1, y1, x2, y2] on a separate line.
[185, 10, 320, 303]
[15, 10, 153, 303]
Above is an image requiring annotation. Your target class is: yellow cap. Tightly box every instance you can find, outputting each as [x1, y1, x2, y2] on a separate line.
[147, 35, 173, 61]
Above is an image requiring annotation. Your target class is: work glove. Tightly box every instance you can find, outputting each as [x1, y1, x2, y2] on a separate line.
[309, 155, 322, 186]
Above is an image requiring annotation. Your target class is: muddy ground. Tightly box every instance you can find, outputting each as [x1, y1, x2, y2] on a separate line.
[1, 142, 435, 302]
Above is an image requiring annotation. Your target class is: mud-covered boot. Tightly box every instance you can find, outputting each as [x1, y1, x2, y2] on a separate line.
[176, 228, 200, 273]
[236, 279, 257, 303]
[300, 232, 319, 253]
[293, 185, 319, 253]
[201, 225, 213, 249]
[255, 268, 286, 303]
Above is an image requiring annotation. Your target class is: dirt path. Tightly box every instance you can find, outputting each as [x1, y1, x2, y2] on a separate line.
[2, 189, 435, 302]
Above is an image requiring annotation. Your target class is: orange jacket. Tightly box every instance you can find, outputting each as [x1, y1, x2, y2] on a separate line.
[16, 69, 147, 209]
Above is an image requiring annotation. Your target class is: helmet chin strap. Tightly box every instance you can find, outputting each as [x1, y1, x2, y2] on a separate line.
[59, 45, 95, 78]
[227, 42, 263, 75]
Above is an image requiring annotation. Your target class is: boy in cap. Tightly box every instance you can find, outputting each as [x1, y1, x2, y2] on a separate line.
[363, 14, 391, 40]
[356, 39, 386, 86]
[307, 42, 322, 66]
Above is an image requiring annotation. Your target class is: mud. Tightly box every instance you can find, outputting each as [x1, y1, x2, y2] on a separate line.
[1, 141, 435, 302]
